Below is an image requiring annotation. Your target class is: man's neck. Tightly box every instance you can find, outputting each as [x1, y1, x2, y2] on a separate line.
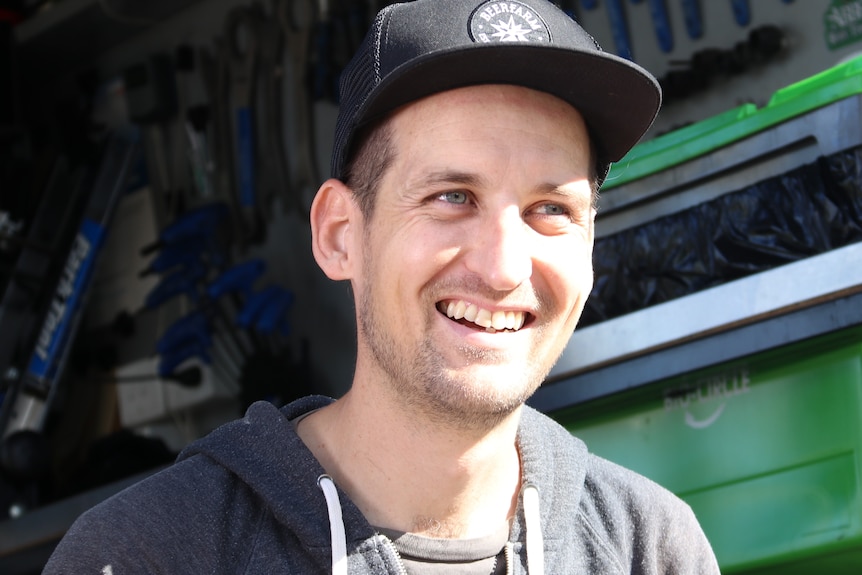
[295, 384, 523, 539]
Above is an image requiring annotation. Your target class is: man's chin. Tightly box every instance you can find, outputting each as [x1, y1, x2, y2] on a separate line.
[429, 368, 542, 415]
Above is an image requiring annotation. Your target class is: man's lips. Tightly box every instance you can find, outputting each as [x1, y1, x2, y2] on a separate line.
[437, 299, 530, 333]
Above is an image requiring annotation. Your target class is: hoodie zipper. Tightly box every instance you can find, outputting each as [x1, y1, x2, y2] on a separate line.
[377, 534, 408, 575]
[504, 541, 514, 574]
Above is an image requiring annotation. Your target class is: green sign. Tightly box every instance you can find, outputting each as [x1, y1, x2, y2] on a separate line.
[825, 0, 862, 50]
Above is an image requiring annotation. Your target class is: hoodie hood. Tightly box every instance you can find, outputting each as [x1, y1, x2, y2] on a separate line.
[178, 396, 396, 571]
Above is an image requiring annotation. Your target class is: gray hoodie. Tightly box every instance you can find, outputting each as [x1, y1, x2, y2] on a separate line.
[44, 396, 720, 574]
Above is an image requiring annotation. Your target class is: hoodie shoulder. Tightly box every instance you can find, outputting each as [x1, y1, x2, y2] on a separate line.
[579, 447, 721, 573]
[517, 406, 719, 574]
[46, 397, 343, 573]
[44, 453, 265, 573]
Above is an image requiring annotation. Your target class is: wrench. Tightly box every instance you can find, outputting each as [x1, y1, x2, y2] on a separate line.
[681, 0, 703, 40]
[606, 0, 633, 60]
[730, 0, 750, 27]
[647, 0, 673, 53]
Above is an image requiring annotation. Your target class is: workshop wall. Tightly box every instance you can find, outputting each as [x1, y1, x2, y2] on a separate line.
[4, 0, 862, 573]
[573, 1, 862, 136]
[13, 0, 862, 409]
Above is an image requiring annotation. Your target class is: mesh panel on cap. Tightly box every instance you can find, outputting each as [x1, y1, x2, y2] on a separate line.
[331, 7, 390, 179]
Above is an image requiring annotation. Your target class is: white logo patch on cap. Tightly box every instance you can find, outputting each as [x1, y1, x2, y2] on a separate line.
[469, 1, 551, 44]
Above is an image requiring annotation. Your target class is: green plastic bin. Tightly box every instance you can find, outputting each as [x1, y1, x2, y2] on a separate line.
[604, 54, 862, 190]
[552, 326, 862, 573]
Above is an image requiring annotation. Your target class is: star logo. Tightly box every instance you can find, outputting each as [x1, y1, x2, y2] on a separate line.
[490, 15, 531, 42]
[469, 0, 551, 44]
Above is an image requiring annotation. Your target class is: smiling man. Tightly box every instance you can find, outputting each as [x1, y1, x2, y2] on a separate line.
[45, 1, 720, 573]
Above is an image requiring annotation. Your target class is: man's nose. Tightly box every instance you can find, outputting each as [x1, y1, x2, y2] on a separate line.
[464, 207, 533, 291]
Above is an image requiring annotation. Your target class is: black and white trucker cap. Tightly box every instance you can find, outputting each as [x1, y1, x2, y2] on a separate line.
[331, 0, 662, 185]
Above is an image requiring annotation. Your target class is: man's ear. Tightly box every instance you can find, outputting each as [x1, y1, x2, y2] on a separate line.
[310, 178, 358, 280]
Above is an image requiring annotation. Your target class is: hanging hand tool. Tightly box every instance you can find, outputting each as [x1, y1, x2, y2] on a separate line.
[123, 54, 178, 227]
[207, 259, 268, 356]
[224, 6, 267, 246]
[238, 286, 294, 335]
[143, 261, 209, 311]
[172, 44, 199, 211]
[207, 259, 266, 302]
[606, 0, 633, 60]
[199, 43, 244, 237]
[157, 310, 243, 381]
[237, 285, 294, 353]
[185, 104, 217, 204]
[647, 0, 673, 53]
[237, 285, 283, 330]
[139, 237, 210, 277]
[681, 0, 702, 40]
[275, 0, 321, 218]
[140, 201, 230, 271]
[255, 1, 292, 216]
[730, 0, 750, 27]
[5, 132, 138, 438]
[254, 289, 294, 336]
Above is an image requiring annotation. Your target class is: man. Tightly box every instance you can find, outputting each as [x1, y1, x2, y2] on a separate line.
[46, 0, 720, 573]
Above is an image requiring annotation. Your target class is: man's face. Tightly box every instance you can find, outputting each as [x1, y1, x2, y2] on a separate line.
[352, 84, 596, 429]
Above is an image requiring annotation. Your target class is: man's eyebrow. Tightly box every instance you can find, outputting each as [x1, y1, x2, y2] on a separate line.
[535, 183, 593, 206]
[412, 170, 485, 189]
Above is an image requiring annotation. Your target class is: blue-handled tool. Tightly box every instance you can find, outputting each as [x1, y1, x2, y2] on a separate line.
[254, 289, 295, 335]
[606, 0, 633, 60]
[730, 0, 750, 27]
[141, 202, 229, 255]
[206, 259, 266, 301]
[581, 0, 598, 9]
[20, 132, 139, 404]
[206, 259, 268, 357]
[156, 311, 243, 376]
[144, 261, 208, 310]
[647, 0, 673, 53]
[237, 285, 283, 329]
[156, 312, 213, 355]
[139, 236, 208, 277]
[681, 0, 703, 40]
[224, 5, 266, 246]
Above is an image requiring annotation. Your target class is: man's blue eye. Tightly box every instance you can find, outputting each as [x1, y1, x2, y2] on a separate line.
[441, 191, 468, 204]
[539, 204, 566, 215]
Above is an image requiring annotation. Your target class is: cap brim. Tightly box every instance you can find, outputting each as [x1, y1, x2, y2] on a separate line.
[356, 44, 661, 164]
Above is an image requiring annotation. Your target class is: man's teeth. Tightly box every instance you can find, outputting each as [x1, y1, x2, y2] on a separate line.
[444, 300, 526, 332]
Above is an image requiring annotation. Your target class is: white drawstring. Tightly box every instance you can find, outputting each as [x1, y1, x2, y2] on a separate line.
[318, 475, 348, 575]
[318, 475, 545, 575]
[522, 484, 545, 575]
